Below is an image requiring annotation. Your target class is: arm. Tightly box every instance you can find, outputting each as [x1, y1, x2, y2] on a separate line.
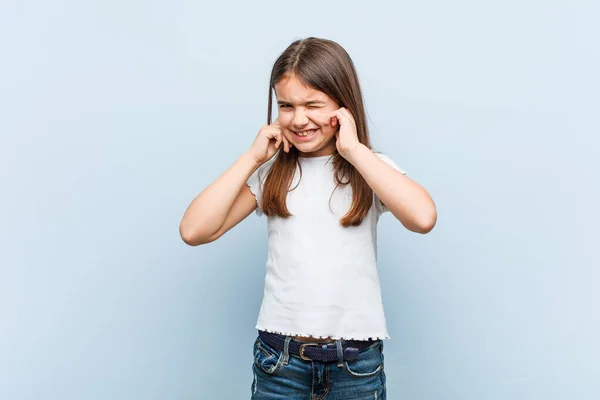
[179, 152, 260, 246]
[346, 144, 437, 234]
[179, 118, 291, 246]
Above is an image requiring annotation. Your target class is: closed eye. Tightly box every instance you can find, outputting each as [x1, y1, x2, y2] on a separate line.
[278, 104, 322, 109]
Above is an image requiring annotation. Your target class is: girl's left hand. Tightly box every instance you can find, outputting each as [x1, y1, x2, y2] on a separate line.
[326, 107, 361, 159]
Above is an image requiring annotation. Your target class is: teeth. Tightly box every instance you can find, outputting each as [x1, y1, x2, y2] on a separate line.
[296, 129, 316, 137]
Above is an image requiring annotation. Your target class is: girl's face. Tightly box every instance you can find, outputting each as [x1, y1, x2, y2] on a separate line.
[274, 73, 340, 157]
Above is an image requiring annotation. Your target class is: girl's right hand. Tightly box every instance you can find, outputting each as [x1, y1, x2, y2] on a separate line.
[247, 118, 292, 165]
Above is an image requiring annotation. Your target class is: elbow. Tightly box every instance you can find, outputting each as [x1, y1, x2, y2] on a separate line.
[415, 220, 435, 234]
[394, 206, 437, 234]
[179, 224, 214, 246]
[415, 209, 437, 234]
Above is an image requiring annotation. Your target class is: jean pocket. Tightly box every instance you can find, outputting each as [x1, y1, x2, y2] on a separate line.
[343, 341, 384, 378]
[253, 337, 284, 375]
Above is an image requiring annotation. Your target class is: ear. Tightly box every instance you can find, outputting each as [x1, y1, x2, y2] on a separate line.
[325, 114, 338, 127]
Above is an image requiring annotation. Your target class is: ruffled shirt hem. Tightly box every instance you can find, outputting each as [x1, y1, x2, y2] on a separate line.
[256, 324, 391, 341]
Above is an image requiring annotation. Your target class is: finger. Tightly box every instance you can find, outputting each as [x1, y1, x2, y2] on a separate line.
[272, 117, 280, 127]
[339, 108, 356, 125]
[281, 134, 290, 152]
[337, 109, 349, 122]
[334, 109, 346, 124]
[274, 131, 282, 149]
[325, 112, 339, 127]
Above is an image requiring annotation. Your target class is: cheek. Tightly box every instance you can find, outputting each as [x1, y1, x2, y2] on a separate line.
[277, 113, 292, 124]
[320, 126, 337, 140]
[306, 111, 336, 138]
[307, 109, 326, 124]
[307, 109, 336, 130]
[277, 115, 293, 131]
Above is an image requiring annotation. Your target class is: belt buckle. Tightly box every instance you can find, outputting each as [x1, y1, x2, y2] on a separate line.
[299, 343, 322, 361]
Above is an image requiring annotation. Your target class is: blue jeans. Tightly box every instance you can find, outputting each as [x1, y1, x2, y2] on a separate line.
[251, 333, 386, 399]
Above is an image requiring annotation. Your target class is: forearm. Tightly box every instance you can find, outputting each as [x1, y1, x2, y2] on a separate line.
[346, 144, 437, 233]
[179, 152, 260, 243]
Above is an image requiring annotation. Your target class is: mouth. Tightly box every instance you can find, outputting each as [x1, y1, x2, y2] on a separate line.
[292, 128, 318, 142]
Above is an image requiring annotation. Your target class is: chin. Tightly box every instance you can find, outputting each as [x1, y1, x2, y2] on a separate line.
[297, 146, 334, 158]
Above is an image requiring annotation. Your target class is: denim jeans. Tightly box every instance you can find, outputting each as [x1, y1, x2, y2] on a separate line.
[251, 333, 386, 399]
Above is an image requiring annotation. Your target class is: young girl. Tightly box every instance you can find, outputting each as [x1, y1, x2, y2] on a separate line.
[180, 37, 437, 399]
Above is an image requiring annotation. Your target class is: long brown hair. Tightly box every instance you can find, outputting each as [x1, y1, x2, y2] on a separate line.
[262, 37, 374, 227]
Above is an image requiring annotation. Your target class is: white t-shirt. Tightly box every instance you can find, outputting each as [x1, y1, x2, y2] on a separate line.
[246, 151, 406, 340]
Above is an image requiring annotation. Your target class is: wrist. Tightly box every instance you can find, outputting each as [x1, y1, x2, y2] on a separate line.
[242, 151, 263, 169]
[342, 143, 369, 165]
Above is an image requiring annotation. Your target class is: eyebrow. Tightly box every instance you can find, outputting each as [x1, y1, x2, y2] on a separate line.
[277, 99, 326, 106]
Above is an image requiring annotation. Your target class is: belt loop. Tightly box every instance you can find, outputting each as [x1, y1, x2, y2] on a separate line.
[282, 336, 292, 365]
[335, 340, 344, 368]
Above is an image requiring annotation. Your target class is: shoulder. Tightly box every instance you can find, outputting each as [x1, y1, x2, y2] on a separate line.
[253, 157, 277, 180]
[371, 150, 407, 175]
[262, 156, 278, 172]
[372, 150, 391, 162]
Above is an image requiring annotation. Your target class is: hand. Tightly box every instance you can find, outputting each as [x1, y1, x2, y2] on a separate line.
[247, 118, 292, 165]
[326, 108, 362, 159]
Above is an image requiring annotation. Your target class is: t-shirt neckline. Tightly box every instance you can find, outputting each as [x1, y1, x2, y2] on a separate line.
[298, 154, 334, 161]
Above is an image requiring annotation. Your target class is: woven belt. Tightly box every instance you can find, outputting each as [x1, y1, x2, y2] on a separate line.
[258, 330, 377, 363]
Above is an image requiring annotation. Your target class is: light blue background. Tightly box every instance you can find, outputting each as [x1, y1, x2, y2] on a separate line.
[1, 1, 598, 399]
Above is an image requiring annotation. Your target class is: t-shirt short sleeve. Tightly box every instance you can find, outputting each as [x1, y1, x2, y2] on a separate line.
[374, 152, 407, 215]
[246, 160, 273, 217]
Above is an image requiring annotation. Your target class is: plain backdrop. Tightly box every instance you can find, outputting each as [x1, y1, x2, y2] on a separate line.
[1, 0, 598, 399]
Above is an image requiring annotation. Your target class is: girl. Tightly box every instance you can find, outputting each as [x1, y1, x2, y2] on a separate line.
[179, 37, 437, 399]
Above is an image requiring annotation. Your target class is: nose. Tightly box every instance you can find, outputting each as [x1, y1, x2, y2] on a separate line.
[292, 108, 309, 128]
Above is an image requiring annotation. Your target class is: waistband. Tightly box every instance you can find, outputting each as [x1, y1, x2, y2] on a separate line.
[258, 330, 378, 363]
